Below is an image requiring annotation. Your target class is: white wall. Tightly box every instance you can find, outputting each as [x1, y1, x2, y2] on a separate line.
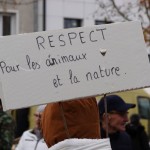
[0, 0, 35, 35]
[46, 0, 98, 30]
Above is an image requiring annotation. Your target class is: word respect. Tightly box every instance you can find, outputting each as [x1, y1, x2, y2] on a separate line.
[36, 27, 107, 50]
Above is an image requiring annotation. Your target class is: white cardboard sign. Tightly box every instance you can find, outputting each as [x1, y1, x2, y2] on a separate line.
[0, 21, 150, 110]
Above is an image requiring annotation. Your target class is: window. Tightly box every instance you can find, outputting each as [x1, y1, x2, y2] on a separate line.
[137, 96, 150, 119]
[64, 18, 82, 29]
[0, 12, 17, 36]
[95, 20, 112, 25]
[3, 15, 11, 36]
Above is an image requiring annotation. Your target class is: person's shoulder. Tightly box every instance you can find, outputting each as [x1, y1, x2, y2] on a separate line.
[22, 129, 33, 135]
[119, 131, 131, 140]
[21, 129, 35, 138]
[110, 131, 131, 140]
[138, 124, 145, 131]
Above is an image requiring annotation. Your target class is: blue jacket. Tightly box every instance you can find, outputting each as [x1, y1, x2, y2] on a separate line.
[101, 128, 133, 150]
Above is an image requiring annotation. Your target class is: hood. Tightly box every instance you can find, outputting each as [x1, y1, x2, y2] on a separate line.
[48, 138, 112, 150]
[41, 97, 100, 148]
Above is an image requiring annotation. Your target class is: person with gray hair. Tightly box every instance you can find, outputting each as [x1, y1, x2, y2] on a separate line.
[15, 105, 48, 150]
[98, 95, 135, 150]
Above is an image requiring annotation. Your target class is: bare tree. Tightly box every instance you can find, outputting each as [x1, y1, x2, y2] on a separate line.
[94, 0, 150, 49]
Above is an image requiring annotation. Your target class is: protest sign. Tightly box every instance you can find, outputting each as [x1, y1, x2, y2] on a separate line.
[0, 21, 149, 110]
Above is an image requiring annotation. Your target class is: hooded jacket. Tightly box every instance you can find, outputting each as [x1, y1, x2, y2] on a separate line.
[41, 97, 111, 149]
[15, 129, 48, 150]
[48, 138, 111, 150]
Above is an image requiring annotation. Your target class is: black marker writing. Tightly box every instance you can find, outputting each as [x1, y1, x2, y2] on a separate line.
[69, 69, 80, 84]
[26, 55, 40, 70]
[45, 53, 87, 67]
[0, 61, 20, 74]
[68, 32, 77, 45]
[96, 28, 106, 40]
[36, 36, 45, 50]
[53, 75, 63, 88]
[89, 30, 97, 42]
[59, 34, 66, 46]
[35, 28, 107, 50]
[86, 65, 120, 81]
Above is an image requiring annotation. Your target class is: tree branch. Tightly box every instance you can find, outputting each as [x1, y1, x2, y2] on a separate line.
[111, 0, 131, 21]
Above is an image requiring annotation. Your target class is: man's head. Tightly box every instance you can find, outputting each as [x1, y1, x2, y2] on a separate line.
[98, 95, 135, 133]
[130, 114, 140, 125]
[34, 104, 47, 129]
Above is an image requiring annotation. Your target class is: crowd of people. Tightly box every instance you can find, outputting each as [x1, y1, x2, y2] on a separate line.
[0, 95, 150, 150]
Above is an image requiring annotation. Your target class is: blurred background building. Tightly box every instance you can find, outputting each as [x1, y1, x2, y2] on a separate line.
[0, 0, 149, 51]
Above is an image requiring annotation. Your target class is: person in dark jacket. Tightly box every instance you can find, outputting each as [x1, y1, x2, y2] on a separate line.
[126, 114, 150, 150]
[98, 95, 136, 150]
